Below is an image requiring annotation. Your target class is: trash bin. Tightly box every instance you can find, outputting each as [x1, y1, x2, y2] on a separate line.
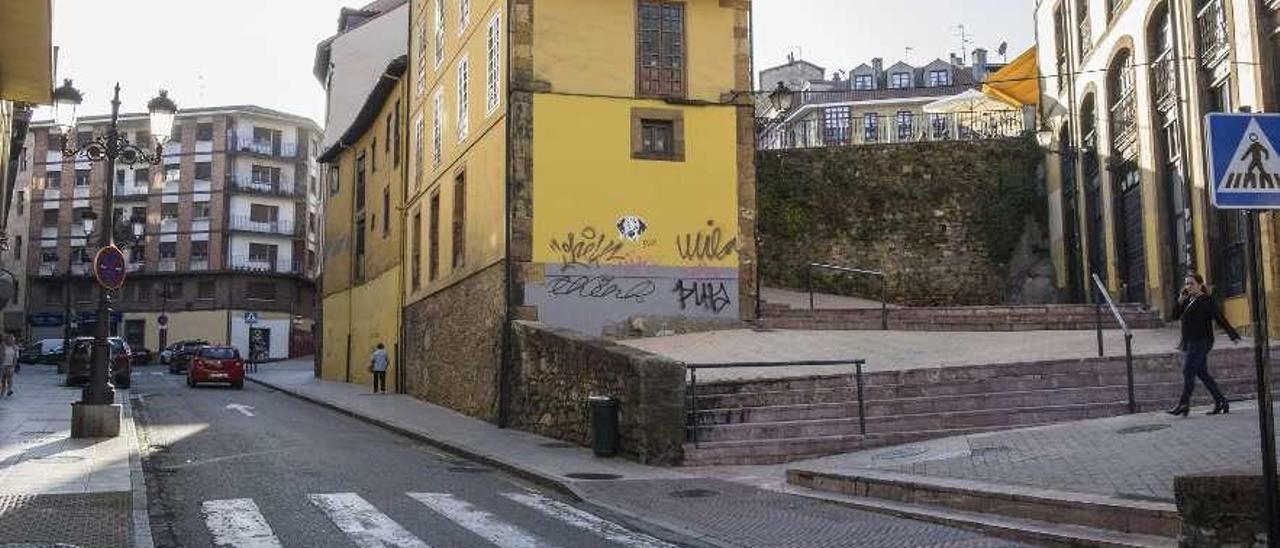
[589, 395, 619, 457]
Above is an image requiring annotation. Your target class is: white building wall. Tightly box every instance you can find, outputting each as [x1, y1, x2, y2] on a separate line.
[228, 195, 297, 225]
[322, 3, 409, 150]
[229, 314, 291, 360]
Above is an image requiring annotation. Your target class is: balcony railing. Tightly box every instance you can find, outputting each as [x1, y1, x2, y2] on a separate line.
[190, 258, 210, 271]
[38, 264, 55, 277]
[228, 215, 297, 236]
[759, 110, 1029, 151]
[158, 258, 177, 272]
[227, 175, 297, 197]
[230, 137, 299, 158]
[1079, 17, 1093, 58]
[71, 263, 88, 276]
[1150, 51, 1177, 107]
[228, 255, 301, 275]
[1197, 0, 1229, 66]
[1110, 93, 1139, 154]
[114, 185, 151, 200]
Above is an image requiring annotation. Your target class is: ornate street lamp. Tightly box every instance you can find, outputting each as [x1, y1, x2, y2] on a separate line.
[56, 79, 176, 438]
[768, 81, 795, 113]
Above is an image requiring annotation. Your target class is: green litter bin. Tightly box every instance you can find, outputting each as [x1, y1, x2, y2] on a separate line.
[589, 395, 619, 457]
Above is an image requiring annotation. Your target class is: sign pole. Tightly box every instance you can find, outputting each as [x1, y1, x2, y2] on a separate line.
[1248, 210, 1279, 547]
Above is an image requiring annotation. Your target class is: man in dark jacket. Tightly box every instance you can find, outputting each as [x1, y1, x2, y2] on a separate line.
[1169, 273, 1240, 416]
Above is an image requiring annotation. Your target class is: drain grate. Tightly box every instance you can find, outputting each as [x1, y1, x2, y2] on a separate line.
[669, 489, 718, 499]
[1117, 424, 1170, 435]
[564, 473, 623, 480]
[874, 446, 929, 460]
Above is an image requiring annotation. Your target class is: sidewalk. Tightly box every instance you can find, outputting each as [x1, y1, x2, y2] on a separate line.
[250, 360, 1027, 547]
[0, 364, 150, 548]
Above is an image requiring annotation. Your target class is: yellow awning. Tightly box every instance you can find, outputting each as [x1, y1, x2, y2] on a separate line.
[982, 47, 1039, 108]
[0, 0, 54, 104]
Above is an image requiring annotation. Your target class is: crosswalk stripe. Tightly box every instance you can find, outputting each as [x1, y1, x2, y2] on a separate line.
[408, 492, 554, 548]
[503, 492, 679, 548]
[201, 498, 284, 548]
[309, 493, 432, 548]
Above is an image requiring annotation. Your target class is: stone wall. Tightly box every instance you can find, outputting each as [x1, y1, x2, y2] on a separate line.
[402, 261, 506, 421]
[1175, 472, 1271, 547]
[757, 137, 1046, 306]
[508, 320, 686, 466]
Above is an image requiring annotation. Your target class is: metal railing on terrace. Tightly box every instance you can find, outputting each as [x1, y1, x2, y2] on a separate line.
[113, 185, 151, 198]
[759, 110, 1028, 151]
[229, 136, 299, 158]
[228, 255, 301, 275]
[226, 175, 298, 197]
[227, 216, 297, 236]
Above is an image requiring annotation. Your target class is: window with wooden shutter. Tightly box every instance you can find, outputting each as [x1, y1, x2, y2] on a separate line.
[636, 1, 685, 98]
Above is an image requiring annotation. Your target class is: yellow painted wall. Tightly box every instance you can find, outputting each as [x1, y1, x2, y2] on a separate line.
[531, 95, 739, 269]
[123, 310, 227, 352]
[321, 292, 351, 381]
[323, 156, 354, 297]
[532, 0, 736, 102]
[321, 267, 401, 385]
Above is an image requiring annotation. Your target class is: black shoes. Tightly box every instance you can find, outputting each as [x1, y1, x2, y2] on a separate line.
[1208, 401, 1231, 415]
[1167, 405, 1189, 417]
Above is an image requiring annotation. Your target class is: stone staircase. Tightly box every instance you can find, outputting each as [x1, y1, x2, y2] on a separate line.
[759, 302, 1164, 331]
[683, 347, 1265, 466]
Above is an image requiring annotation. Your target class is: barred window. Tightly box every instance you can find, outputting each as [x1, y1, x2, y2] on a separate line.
[432, 88, 444, 167]
[457, 57, 470, 142]
[486, 13, 502, 114]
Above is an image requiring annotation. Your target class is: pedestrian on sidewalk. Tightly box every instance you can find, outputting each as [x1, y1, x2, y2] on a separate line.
[1, 334, 18, 397]
[1168, 272, 1240, 417]
[370, 343, 389, 394]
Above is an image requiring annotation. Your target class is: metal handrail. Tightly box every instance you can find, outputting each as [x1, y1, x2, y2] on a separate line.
[1092, 273, 1136, 414]
[806, 263, 888, 330]
[685, 359, 868, 446]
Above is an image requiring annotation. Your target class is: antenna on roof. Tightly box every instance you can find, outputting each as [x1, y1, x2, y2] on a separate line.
[953, 24, 973, 63]
[904, 46, 914, 62]
[997, 41, 1009, 62]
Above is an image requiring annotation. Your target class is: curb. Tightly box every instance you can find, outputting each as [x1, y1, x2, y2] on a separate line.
[121, 395, 155, 548]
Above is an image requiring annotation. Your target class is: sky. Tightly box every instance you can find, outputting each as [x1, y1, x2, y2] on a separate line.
[43, 0, 1036, 126]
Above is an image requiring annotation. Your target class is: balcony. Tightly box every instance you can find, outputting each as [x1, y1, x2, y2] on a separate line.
[1197, 0, 1229, 67]
[1110, 93, 1139, 155]
[114, 185, 151, 201]
[190, 258, 210, 271]
[38, 263, 55, 277]
[227, 175, 298, 197]
[71, 263, 88, 276]
[158, 258, 177, 272]
[228, 215, 297, 236]
[230, 137, 299, 158]
[1150, 51, 1177, 109]
[228, 255, 300, 275]
[127, 262, 142, 273]
[759, 110, 1029, 151]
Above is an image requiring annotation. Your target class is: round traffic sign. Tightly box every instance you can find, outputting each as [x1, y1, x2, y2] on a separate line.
[94, 245, 127, 290]
[157, 313, 169, 327]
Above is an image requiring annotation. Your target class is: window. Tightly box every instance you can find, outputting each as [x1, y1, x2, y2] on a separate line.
[890, 72, 912, 89]
[631, 108, 685, 161]
[76, 132, 92, 147]
[457, 57, 470, 141]
[248, 243, 277, 262]
[931, 113, 950, 139]
[382, 187, 390, 236]
[393, 100, 402, 167]
[329, 166, 340, 196]
[129, 244, 145, 264]
[15, 191, 24, 215]
[116, 169, 126, 185]
[641, 120, 673, 155]
[161, 202, 179, 221]
[159, 242, 176, 259]
[134, 167, 149, 185]
[197, 281, 216, 300]
[165, 162, 180, 181]
[414, 115, 425, 188]
[46, 132, 61, 151]
[928, 70, 950, 87]
[251, 165, 281, 186]
[46, 170, 60, 188]
[194, 162, 212, 181]
[385, 115, 392, 157]
[247, 281, 277, 301]
[355, 219, 366, 281]
[134, 282, 150, 302]
[193, 201, 211, 219]
[40, 248, 57, 265]
[452, 172, 466, 268]
[1077, 0, 1092, 58]
[852, 74, 873, 90]
[896, 111, 914, 140]
[432, 89, 444, 167]
[18, 147, 26, 172]
[191, 240, 209, 260]
[249, 204, 278, 223]
[71, 245, 88, 263]
[75, 169, 90, 187]
[429, 190, 440, 281]
[196, 123, 213, 141]
[459, 0, 470, 32]
[416, 20, 428, 94]
[42, 208, 58, 226]
[486, 14, 502, 114]
[636, 1, 685, 97]
[371, 138, 378, 172]
[823, 107, 852, 145]
[12, 236, 20, 259]
[412, 209, 422, 290]
[355, 152, 367, 211]
[864, 113, 880, 142]
[434, 0, 445, 67]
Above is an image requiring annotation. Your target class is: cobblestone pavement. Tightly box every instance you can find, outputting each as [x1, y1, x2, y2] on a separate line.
[794, 401, 1276, 502]
[622, 328, 1191, 382]
[575, 478, 1029, 547]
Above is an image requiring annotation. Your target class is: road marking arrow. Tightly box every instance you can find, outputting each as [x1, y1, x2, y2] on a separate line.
[225, 403, 255, 417]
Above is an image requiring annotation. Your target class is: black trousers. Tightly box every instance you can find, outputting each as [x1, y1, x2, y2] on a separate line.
[1179, 338, 1225, 405]
[372, 370, 387, 393]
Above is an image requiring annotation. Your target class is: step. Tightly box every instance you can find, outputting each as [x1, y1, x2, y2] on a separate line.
[786, 468, 1181, 539]
[787, 485, 1176, 548]
[691, 401, 858, 425]
[690, 417, 863, 443]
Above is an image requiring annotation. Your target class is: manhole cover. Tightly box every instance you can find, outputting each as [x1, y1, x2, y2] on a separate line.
[669, 489, 718, 498]
[446, 466, 491, 474]
[540, 442, 574, 448]
[875, 446, 929, 460]
[564, 473, 623, 480]
[1117, 424, 1170, 435]
[970, 446, 1012, 457]
[33, 456, 85, 464]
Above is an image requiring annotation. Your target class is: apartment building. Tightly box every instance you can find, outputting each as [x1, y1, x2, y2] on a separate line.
[23, 106, 323, 358]
[1036, 0, 1280, 333]
[4, 142, 31, 335]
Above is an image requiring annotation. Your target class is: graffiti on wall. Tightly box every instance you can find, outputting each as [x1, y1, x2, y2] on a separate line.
[549, 226, 628, 268]
[676, 220, 736, 263]
[673, 279, 732, 314]
[545, 273, 657, 303]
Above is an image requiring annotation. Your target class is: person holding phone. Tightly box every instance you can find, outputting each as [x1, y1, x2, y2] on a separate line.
[1168, 273, 1240, 417]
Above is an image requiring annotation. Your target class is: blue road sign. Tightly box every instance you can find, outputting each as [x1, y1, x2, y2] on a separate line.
[1207, 113, 1280, 209]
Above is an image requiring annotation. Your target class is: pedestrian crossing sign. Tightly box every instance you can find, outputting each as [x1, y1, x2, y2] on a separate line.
[1207, 113, 1280, 209]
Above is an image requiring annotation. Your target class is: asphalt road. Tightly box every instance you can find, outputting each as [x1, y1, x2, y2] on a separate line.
[130, 368, 690, 548]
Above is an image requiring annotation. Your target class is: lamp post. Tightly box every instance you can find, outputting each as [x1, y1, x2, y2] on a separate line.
[53, 79, 176, 438]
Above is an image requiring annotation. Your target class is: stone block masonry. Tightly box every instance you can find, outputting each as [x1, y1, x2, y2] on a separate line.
[509, 321, 686, 466]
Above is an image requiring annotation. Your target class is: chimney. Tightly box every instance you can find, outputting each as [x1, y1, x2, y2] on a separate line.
[871, 57, 884, 88]
[972, 48, 989, 81]
[950, 53, 963, 67]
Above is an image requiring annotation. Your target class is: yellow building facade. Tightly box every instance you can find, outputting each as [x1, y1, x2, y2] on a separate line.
[320, 57, 407, 388]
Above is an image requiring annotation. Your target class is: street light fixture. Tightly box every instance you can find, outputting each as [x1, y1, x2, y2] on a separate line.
[81, 210, 98, 238]
[768, 82, 795, 114]
[56, 80, 176, 438]
[131, 216, 145, 239]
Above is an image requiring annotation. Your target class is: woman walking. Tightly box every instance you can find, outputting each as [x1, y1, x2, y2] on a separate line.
[0, 335, 18, 397]
[1168, 273, 1240, 417]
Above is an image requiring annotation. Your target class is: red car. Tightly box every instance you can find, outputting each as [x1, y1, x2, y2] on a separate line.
[186, 346, 245, 389]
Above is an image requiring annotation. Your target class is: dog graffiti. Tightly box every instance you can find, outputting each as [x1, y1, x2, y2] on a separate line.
[547, 274, 657, 303]
[549, 227, 628, 267]
[676, 221, 737, 263]
[673, 279, 732, 314]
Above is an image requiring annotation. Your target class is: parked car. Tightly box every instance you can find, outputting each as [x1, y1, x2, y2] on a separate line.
[65, 336, 133, 389]
[131, 347, 153, 366]
[24, 338, 66, 364]
[167, 340, 210, 374]
[186, 345, 244, 389]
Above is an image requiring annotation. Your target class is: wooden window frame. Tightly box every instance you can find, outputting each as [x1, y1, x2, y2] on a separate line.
[635, 0, 688, 99]
[631, 108, 685, 162]
[452, 169, 466, 269]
